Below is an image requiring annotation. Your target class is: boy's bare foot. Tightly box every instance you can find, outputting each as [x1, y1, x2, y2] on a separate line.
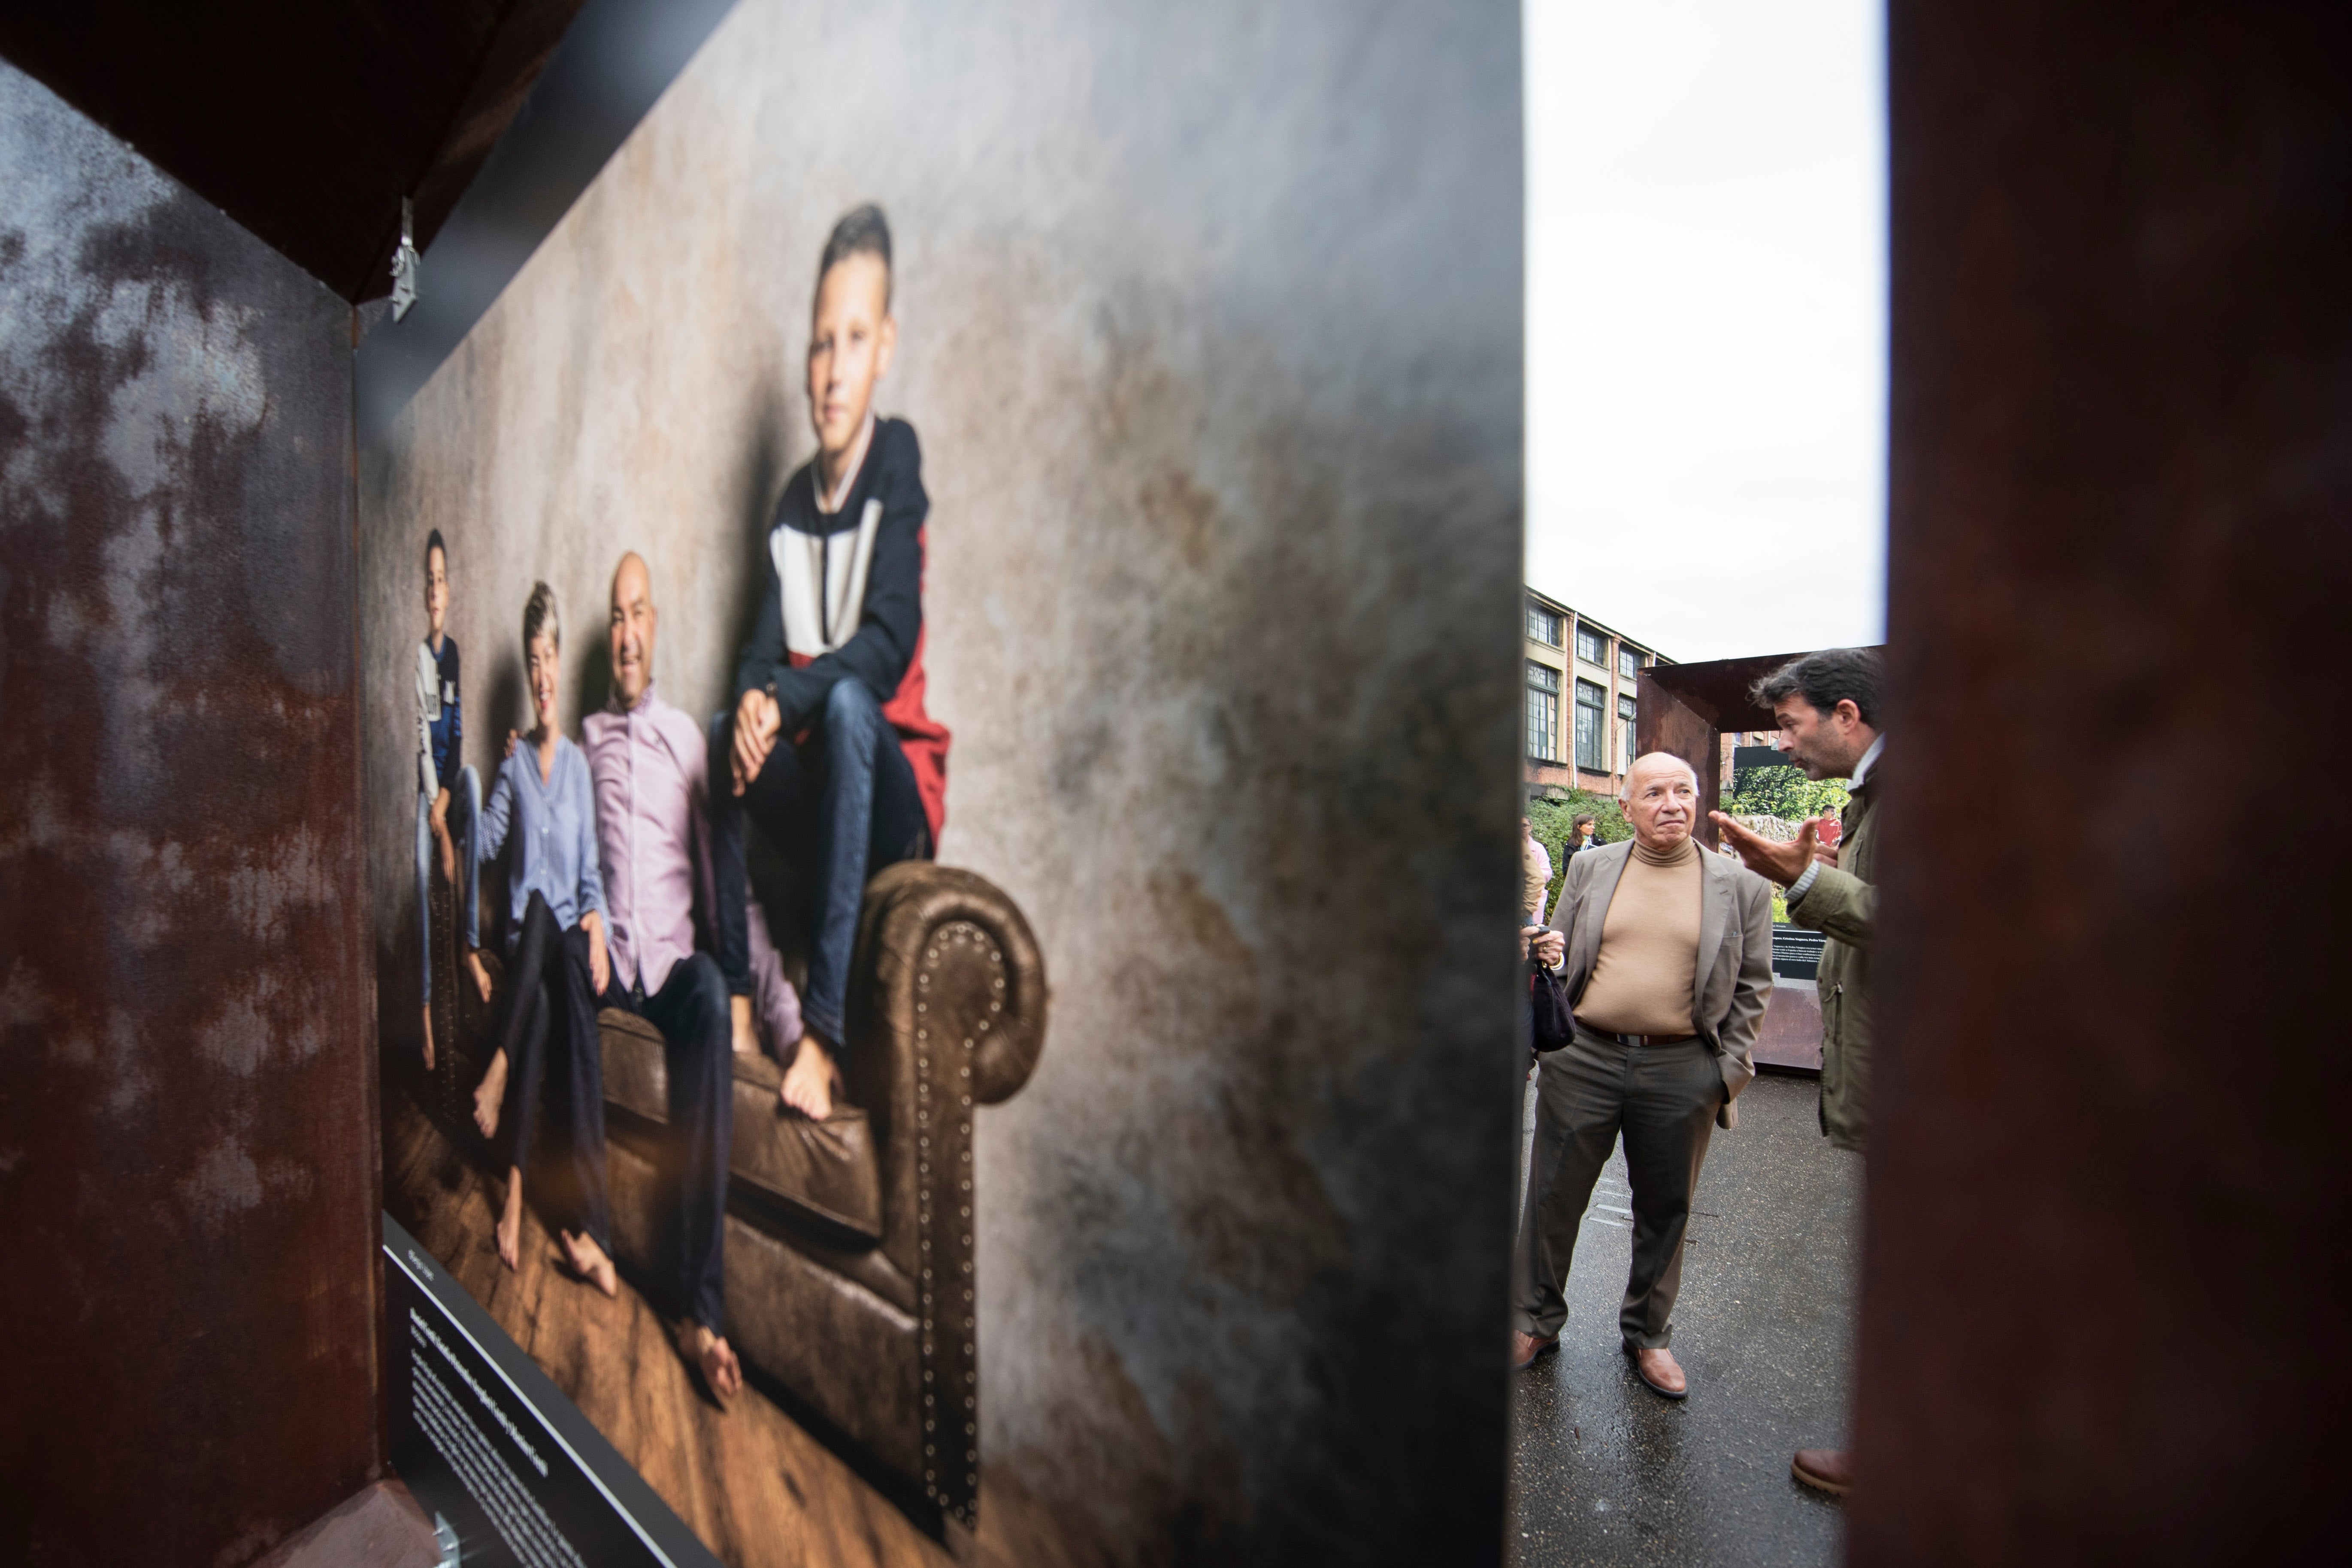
[559, 1229, 618, 1298]
[496, 1171, 524, 1271]
[472, 1049, 509, 1138]
[422, 1003, 436, 1073]
[730, 993, 759, 1056]
[464, 947, 493, 1006]
[779, 1035, 840, 1120]
[675, 1319, 743, 1407]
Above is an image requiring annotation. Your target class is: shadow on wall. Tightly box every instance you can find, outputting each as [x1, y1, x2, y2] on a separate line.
[575, 633, 613, 726]
[726, 372, 793, 698]
[484, 649, 527, 774]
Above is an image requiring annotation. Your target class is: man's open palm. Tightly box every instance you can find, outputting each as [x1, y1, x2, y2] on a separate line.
[1710, 812, 1820, 888]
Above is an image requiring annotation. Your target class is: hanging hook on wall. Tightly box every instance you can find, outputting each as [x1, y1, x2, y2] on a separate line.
[391, 197, 421, 321]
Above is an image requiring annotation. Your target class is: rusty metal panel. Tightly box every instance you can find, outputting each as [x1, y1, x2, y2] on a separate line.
[1853, 0, 2352, 1559]
[1642, 650, 1821, 735]
[0, 65, 378, 1565]
[1635, 670, 1724, 846]
[1752, 985, 1823, 1074]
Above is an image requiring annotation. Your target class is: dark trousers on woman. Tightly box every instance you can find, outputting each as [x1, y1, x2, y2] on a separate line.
[706, 677, 929, 1049]
[600, 951, 733, 1333]
[490, 891, 610, 1252]
[1512, 1026, 1722, 1350]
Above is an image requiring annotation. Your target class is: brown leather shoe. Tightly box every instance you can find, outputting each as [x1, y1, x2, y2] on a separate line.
[1510, 1331, 1559, 1371]
[1792, 1447, 1853, 1496]
[1625, 1343, 1688, 1399]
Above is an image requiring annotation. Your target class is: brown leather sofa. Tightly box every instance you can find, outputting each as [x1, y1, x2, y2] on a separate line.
[418, 860, 1047, 1529]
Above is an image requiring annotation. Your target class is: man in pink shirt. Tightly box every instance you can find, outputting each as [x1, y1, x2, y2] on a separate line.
[584, 551, 798, 1406]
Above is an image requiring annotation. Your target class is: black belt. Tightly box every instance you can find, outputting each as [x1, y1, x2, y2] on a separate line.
[1574, 1022, 1697, 1048]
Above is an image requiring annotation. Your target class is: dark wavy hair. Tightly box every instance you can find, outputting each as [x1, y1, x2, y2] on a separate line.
[1751, 647, 1884, 728]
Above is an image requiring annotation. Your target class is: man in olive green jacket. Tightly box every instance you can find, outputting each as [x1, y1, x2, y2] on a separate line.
[1711, 645, 1884, 1499]
[1786, 760, 1876, 1150]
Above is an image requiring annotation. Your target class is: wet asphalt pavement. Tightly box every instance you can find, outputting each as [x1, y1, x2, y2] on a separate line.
[1507, 1071, 1860, 1566]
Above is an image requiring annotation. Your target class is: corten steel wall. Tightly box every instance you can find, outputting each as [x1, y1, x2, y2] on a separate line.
[1854, 1, 2350, 1559]
[0, 64, 378, 1565]
[357, 0, 1523, 1557]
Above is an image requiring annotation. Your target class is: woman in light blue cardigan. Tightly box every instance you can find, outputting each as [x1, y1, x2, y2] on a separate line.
[472, 582, 615, 1295]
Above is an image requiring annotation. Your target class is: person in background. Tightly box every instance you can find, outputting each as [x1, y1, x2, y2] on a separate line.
[1711, 645, 1884, 1498]
[1523, 814, 1554, 925]
[416, 529, 490, 1070]
[1566, 813, 1600, 854]
[473, 582, 615, 1296]
[1513, 754, 1774, 1399]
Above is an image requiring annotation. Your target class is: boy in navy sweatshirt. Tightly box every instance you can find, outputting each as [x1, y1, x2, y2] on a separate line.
[709, 204, 949, 1122]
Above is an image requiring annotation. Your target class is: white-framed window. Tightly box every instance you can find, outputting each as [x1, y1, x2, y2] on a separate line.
[1526, 602, 1563, 647]
[1618, 646, 1641, 678]
[1618, 693, 1638, 766]
[1574, 624, 1607, 666]
[1526, 662, 1561, 760]
[1574, 679, 1607, 770]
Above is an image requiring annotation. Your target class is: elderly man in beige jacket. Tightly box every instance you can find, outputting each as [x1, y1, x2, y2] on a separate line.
[1511, 752, 1774, 1398]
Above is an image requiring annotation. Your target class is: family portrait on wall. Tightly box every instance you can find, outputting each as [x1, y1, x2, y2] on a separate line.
[372, 197, 1049, 1555]
[355, 1, 1521, 1562]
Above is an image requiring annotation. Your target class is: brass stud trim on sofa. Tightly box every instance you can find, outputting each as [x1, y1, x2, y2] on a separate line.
[897, 902, 1018, 1528]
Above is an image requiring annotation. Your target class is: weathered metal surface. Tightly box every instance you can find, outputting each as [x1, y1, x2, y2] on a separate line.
[1643, 651, 1825, 736]
[0, 0, 587, 300]
[0, 64, 377, 1565]
[1635, 670, 1725, 846]
[1752, 984, 1823, 1074]
[1853, 1, 2352, 1558]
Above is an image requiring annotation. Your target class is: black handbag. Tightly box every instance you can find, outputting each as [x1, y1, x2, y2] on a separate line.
[1529, 960, 1574, 1054]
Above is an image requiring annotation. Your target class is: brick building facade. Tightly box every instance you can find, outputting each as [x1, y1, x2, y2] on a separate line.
[1522, 587, 1670, 800]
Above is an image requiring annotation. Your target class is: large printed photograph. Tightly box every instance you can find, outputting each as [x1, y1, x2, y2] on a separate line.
[377, 198, 1046, 1554]
[358, 1, 1521, 1563]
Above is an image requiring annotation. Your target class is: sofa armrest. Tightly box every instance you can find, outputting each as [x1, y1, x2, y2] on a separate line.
[839, 860, 1048, 1524]
[845, 862, 1048, 1276]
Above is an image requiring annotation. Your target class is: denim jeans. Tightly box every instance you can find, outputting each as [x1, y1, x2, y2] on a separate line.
[706, 678, 929, 1047]
[416, 765, 481, 1005]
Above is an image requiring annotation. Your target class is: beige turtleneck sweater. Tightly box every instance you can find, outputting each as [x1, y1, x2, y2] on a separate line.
[1575, 835, 1701, 1036]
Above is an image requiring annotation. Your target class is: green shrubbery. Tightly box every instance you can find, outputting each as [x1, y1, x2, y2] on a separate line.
[1725, 766, 1844, 928]
[1722, 764, 1849, 824]
[1525, 792, 1629, 920]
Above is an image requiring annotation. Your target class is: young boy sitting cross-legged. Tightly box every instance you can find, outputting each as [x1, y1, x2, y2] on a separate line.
[708, 203, 949, 1121]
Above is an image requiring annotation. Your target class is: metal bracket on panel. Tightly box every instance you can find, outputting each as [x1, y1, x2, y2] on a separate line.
[391, 197, 421, 321]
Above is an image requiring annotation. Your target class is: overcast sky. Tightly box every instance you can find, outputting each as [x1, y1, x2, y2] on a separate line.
[1524, 0, 1887, 664]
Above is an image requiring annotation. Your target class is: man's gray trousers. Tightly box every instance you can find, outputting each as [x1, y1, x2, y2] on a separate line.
[1512, 1025, 1722, 1350]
